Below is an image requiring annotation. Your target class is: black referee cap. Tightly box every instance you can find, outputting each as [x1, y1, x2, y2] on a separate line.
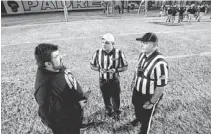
[136, 32, 158, 43]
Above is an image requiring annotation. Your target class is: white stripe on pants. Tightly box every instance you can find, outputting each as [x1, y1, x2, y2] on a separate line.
[146, 97, 161, 134]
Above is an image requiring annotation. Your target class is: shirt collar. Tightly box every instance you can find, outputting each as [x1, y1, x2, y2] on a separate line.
[39, 66, 66, 74]
[103, 48, 115, 55]
[144, 50, 158, 60]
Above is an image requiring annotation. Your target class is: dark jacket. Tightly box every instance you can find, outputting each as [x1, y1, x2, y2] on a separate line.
[188, 8, 196, 14]
[200, 6, 205, 12]
[172, 8, 177, 16]
[178, 7, 185, 16]
[34, 67, 87, 127]
[168, 8, 173, 14]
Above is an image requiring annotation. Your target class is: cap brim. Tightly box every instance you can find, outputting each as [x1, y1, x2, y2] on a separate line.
[136, 38, 142, 41]
[136, 38, 144, 41]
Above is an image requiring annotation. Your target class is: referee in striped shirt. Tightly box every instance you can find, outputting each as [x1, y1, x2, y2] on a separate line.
[131, 32, 169, 134]
[90, 33, 128, 119]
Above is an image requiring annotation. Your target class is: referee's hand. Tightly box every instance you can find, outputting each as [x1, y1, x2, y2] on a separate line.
[143, 101, 153, 109]
[107, 69, 116, 74]
[100, 68, 107, 74]
[79, 100, 87, 108]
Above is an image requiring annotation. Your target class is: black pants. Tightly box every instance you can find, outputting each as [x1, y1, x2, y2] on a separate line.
[51, 123, 80, 134]
[121, 1, 124, 14]
[100, 78, 121, 113]
[50, 105, 83, 134]
[132, 89, 163, 134]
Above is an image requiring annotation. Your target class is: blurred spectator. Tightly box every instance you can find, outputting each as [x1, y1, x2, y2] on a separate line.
[205, 3, 210, 14]
[121, 0, 125, 14]
[187, 5, 197, 23]
[159, 5, 164, 17]
[197, 4, 206, 22]
[166, 6, 172, 22]
[103, 1, 109, 15]
[171, 5, 177, 23]
[178, 6, 185, 24]
[196, 5, 201, 19]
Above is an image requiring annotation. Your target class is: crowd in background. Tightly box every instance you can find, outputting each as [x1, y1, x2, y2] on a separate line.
[102, 0, 211, 24]
[160, 3, 210, 24]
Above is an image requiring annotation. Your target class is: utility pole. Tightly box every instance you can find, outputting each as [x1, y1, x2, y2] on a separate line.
[144, 0, 148, 15]
[63, 0, 68, 22]
[137, 0, 145, 14]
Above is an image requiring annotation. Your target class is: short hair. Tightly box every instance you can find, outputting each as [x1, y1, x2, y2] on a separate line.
[34, 43, 58, 69]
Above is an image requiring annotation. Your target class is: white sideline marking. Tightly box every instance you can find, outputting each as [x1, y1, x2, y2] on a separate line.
[2, 15, 210, 29]
[2, 29, 211, 47]
[166, 52, 211, 59]
[1, 17, 165, 29]
[119, 29, 211, 36]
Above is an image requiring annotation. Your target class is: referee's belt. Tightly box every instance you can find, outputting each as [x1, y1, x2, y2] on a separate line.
[100, 78, 118, 82]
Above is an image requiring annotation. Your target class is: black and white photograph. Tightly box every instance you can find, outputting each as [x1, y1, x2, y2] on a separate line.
[1, 0, 211, 134]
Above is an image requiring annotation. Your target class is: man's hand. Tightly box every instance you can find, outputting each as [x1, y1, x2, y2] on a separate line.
[79, 100, 87, 108]
[100, 68, 107, 74]
[143, 101, 154, 109]
[84, 90, 92, 99]
[107, 68, 116, 74]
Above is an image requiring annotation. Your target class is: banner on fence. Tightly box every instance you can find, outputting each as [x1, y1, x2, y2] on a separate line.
[2, 0, 105, 14]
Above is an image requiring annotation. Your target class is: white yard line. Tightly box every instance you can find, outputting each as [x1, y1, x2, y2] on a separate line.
[166, 52, 211, 59]
[118, 29, 211, 36]
[2, 29, 211, 47]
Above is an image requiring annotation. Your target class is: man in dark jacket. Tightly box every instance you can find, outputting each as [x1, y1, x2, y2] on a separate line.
[34, 43, 88, 134]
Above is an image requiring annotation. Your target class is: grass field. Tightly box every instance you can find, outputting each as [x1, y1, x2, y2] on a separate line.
[1, 15, 211, 134]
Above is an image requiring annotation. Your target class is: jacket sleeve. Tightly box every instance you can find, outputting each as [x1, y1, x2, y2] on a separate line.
[75, 80, 88, 101]
[35, 84, 47, 105]
[34, 83, 53, 126]
[64, 69, 88, 101]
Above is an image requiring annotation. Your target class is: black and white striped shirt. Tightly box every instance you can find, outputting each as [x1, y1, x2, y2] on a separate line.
[134, 51, 169, 95]
[90, 48, 128, 79]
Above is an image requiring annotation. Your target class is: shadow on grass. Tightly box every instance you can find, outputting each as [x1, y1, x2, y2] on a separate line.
[81, 119, 109, 131]
[83, 109, 114, 131]
[113, 122, 135, 133]
[83, 105, 136, 133]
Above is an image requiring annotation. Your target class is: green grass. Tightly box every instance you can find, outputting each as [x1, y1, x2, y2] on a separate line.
[1, 16, 211, 134]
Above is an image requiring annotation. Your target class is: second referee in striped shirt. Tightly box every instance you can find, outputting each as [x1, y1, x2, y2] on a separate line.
[131, 32, 169, 134]
[90, 33, 128, 119]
